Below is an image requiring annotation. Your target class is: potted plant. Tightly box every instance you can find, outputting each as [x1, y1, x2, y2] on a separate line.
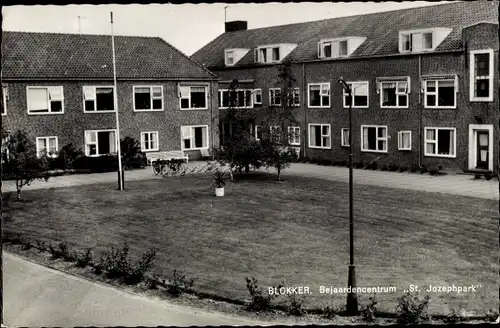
[213, 169, 229, 197]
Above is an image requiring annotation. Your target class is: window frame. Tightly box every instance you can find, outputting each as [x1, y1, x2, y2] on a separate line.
[308, 83, 331, 108]
[140, 131, 159, 152]
[133, 85, 164, 112]
[423, 79, 457, 109]
[341, 128, 350, 147]
[36, 136, 59, 158]
[218, 89, 254, 109]
[319, 39, 349, 58]
[424, 127, 457, 158]
[180, 125, 210, 151]
[254, 125, 262, 141]
[379, 79, 410, 109]
[398, 131, 412, 151]
[84, 129, 118, 157]
[27, 86, 65, 115]
[2, 85, 7, 116]
[255, 45, 281, 64]
[469, 49, 494, 102]
[225, 50, 235, 66]
[308, 123, 331, 149]
[83, 86, 116, 113]
[360, 125, 388, 153]
[400, 31, 434, 53]
[269, 88, 281, 106]
[253, 89, 262, 105]
[179, 85, 209, 110]
[288, 126, 300, 146]
[343, 81, 369, 108]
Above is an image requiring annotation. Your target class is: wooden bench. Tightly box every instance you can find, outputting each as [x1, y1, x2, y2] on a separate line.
[145, 150, 189, 165]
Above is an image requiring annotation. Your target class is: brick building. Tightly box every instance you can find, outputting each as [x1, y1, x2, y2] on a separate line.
[1, 31, 219, 160]
[191, 1, 499, 173]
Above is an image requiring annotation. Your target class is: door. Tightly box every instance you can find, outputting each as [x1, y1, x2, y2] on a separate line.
[476, 131, 489, 169]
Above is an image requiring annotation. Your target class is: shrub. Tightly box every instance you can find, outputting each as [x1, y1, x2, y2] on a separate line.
[35, 240, 47, 252]
[121, 137, 147, 170]
[420, 165, 428, 174]
[428, 164, 440, 176]
[484, 309, 499, 322]
[444, 308, 464, 324]
[396, 291, 430, 325]
[286, 293, 306, 316]
[381, 165, 388, 171]
[166, 269, 195, 297]
[123, 248, 157, 285]
[74, 248, 93, 268]
[484, 172, 493, 180]
[57, 143, 84, 170]
[339, 160, 348, 167]
[73, 155, 118, 173]
[366, 161, 378, 170]
[474, 173, 482, 179]
[360, 294, 378, 323]
[355, 161, 364, 169]
[49, 241, 72, 260]
[322, 305, 340, 319]
[98, 243, 132, 279]
[388, 165, 399, 172]
[21, 241, 33, 250]
[245, 276, 282, 312]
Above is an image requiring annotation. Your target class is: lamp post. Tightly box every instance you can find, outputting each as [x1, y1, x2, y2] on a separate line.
[338, 77, 358, 315]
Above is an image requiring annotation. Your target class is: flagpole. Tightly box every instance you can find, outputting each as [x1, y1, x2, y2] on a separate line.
[111, 11, 124, 190]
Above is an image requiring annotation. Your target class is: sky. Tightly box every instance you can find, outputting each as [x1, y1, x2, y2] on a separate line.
[3, 2, 449, 56]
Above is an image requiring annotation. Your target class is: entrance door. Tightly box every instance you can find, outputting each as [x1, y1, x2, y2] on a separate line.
[476, 131, 489, 169]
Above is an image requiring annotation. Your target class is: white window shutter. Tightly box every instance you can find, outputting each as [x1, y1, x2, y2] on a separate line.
[181, 126, 192, 139]
[28, 88, 49, 111]
[49, 86, 63, 100]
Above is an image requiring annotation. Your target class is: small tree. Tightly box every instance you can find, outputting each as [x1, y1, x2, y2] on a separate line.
[3, 129, 49, 201]
[120, 136, 146, 169]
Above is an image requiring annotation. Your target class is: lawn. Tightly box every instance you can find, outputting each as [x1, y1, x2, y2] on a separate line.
[3, 173, 498, 314]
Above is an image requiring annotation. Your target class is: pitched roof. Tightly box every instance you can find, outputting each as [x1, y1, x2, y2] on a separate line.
[191, 0, 498, 69]
[2, 31, 217, 80]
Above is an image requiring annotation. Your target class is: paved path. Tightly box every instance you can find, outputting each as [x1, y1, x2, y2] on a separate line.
[1, 162, 497, 200]
[2, 252, 274, 327]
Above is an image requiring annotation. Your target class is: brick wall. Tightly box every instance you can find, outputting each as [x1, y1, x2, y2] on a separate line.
[211, 30, 499, 172]
[1, 79, 219, 161]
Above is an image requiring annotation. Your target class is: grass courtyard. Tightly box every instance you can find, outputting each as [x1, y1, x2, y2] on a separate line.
[2, 172, 498, 314]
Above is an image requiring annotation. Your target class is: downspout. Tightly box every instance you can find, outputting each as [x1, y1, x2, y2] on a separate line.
[302, 62, 307, 159]
[210, 81, 214, 151]
[418, 55, 422, 167]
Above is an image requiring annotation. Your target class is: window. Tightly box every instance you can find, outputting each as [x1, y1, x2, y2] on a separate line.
[85, 130, 117, 156]
[255, 125, 262, 141]
[2, 85, 7, 115]
[83, 86, 114, 112]
[179, 86, 208, 110]
[255, 46, 281, 63]
[36, 136, 58, 158]
[141, 131, 159, 152]
[181, 125, 209, 150]
[133, 86, 163, 111]
[361, 125, 387, 153]
[424, 127, 456, 157]
[226, 51, 234, 66]
[269, 88, 281, 106]
[341, 128, 350, 147]
[285, 88, 300, 107]
[470, 49, 494, 101]
[270, 125, 281, 143]
[380, 80, 409, 108]
[219, 89, 253, 108]
[398, 131, 412, 150]
[308, 124, 331, 149]
[27, 86, 64, 114]
[288, 126, 300, 145]
[253, 89, 262, 104]
[308, 83, 330, 108]
[319, 39, 349, 58]
[401, 31, 433, 52]
[424, 79, 456, 108]
[422, 33, 433, 49]
[343, 82, 369, 108]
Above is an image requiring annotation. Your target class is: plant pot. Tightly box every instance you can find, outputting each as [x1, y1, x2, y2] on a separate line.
[215, 187, 224, 197]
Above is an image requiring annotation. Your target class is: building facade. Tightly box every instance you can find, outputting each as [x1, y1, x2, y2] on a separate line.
[191, 1, 499, 173]
[1, 32, 219, 161]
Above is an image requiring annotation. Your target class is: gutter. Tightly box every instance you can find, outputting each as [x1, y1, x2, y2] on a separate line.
[418, 54, 422, 168]
[302, 62, 307, 159]
[1, 77, 218, 82]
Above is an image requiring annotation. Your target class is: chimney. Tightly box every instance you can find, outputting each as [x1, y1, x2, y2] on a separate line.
[225, 21, 248, 33]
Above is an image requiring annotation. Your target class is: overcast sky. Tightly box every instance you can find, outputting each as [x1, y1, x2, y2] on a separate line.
[3, 2, 448, 56]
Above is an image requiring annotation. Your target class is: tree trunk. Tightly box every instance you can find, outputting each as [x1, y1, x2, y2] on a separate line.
[277, 166, 281, 181]
[16, 188, 21, 202]
[245, 164, 250, 174]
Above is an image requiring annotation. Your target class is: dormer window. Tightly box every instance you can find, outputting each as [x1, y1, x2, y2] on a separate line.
[226, 51, 234, 65]
[224, 48, 250, 66]
[399, 28, 450, 53]
[254, 44, 297, 64]
[318, 37, 365, 59]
